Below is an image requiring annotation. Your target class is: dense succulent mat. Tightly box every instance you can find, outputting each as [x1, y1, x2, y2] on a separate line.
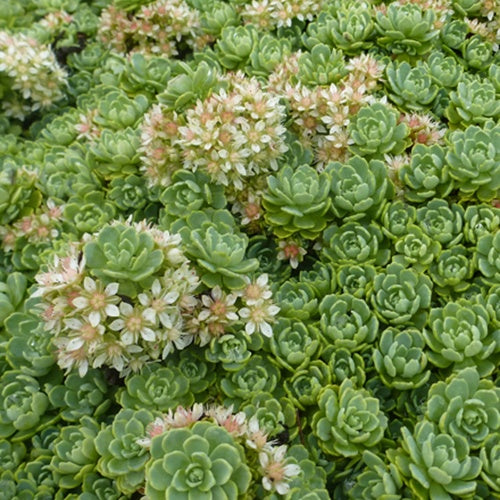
[0, 0, 499, 498]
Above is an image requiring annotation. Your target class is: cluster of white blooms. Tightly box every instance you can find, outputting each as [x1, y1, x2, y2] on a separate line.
[33, 218, 281, 377]
[241, 0, 326, 30]
[189, 274, 280, 346]
[139, 403, 301, 496]
[140, 72, 288, 194]
[139, 104, 184, 187]
[98, 0, 201, 56]
[0, 31, 67, 119]
[33, 222, 200, 377]
[178, 72, 288, 191]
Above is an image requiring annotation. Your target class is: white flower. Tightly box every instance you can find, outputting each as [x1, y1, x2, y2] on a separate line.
[138, 279, 179, 328]
[72, 277, 120, 327]
[206, 405, 247, 436]
[198, 286, 239, 322]
[164, 404, 204, 429]
[242, 274, 273, 306]
[260, 445, 301, 495]
[277, 240, 307, 269]
[246, 415, 269, 451]
[239, 300, 280, 337]
[109, 302, 157, 345]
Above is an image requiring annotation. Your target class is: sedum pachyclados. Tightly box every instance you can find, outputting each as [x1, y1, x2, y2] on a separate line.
[1, 0, 500, 497]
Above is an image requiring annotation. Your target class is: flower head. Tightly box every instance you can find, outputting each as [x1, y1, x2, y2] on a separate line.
[260, 444, 301, 495]
[239, 299, 280, 337]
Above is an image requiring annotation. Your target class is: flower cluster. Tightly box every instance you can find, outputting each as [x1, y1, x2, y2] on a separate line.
[138, 403, 301, 496]
[98, 0, 201, 56]
[33, 220, 200, 377]
[140, 71, 288, 195]
[0, 31, 67, 118]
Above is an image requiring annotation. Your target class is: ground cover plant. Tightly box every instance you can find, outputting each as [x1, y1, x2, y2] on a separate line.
[0, 0, 499, 498]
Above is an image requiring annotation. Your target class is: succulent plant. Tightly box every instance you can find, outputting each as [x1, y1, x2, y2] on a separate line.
[462, 35, 494, 71]
[322, 221, 391, 267]
[299, 261, 337, 298]
[303, 8, 375, 55]
[50, 416, 102, 490]
[180, 222, 258, 290]
[373, 327, 430, 390]
[375, 3, 438, 57]
[326, 156, 393, 221]
[0, 272, 27, 324]
[119, 53, 171, 97]
[318, 293, 378, 352]
[480, 435, 500, 493]
[348, 102, 410, 158]
[159, 169, 226, 221]
[95, 408, 155, 495]
[446, 77, 500, 127]
[429, 245, 474, 296]
[248, 34, 292, 77]
[118, 364, 193, 412]
[0, 370, 49, 440]
[282, 445, 329, 498]
[205, 333, 251, 372]
[312, 379, 388, 457]
[393, 225, 441, 271]
[423, 51, 463, 88]
[388, 420, 481, 499]
[463, 204, 500, 245]
[424, 299, 497, 376]
[108, 174, 149, 213]
[475, 230, 500, 286]
[370, 262, 433, 328]
[445, 121, 500, 202]
[336, 264, 376, 299]
[157, 61, 220, 112]
[39, 110, 80, 146]
[386, 62, 439, 111]
[380, 200, 417, 240]
[145, 420, 252, 499]
[39, 147, 101, 202]
[452, 0, 483, 15]
[93, 89, 149, 130]
[399, 144, 453, 203]
[349, 450, 405, 500]
[298, 44, 346, 86]
[263, 164, 332, 240]
[46, 368, 111, 423]
[89, 127, 142, 180]
[323, 346, 366, 386]
[426, 367, 500, 450]
[241, 392, 296, 440]
[439, 18, 468, 49]
[246, 235, 292, 285]
[64, 191, 116, 235]
[416, 199, 464, 247]
[269, 318, 321, 372]
[220, 355, 281, 408]
[486, 286, 500, 329]
[176, 349, 218, 401]
[200, 1, 240, 36]
[215, 25, 258, 69]
[0, 438, 25, 472]
[80, 471, 124, 500]
[84, 222, 164, 297]
[285, 360, 331, 410]
[0, 165, 41, 226]
[274, 281, 318, 321]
